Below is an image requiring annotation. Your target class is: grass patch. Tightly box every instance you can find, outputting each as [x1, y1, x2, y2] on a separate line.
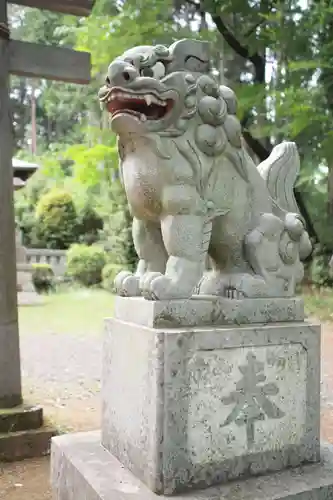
[303, 287, 333, 322]
[18, 288, 114, 336]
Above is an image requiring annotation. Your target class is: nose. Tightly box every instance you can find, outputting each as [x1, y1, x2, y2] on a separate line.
[107, 60, 138, 86]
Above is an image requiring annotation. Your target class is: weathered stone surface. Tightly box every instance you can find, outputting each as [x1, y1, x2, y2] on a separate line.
[102, 318, 320, 494]
[0, 426, 56, 461]
[99, 40, 312, 301]
[51, 432, 333, 500]
[114, 295, 304, 328]
[0, 404, 43, 433]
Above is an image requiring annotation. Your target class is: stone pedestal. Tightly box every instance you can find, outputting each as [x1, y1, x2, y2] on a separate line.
[51, 296, 333, 499]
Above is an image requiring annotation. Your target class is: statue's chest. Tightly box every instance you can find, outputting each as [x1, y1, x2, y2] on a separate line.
[121, 152, 166, 220]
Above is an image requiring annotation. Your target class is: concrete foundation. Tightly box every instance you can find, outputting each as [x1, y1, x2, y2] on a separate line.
[51, 432, 333, 500]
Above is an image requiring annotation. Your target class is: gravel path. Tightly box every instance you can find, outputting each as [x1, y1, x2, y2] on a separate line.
[1, 329, 103, 500]
[20, 332, 102, 403]
[19, 330, 102, 437]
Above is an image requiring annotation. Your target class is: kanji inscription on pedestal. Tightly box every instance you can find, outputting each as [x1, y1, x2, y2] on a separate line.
[221, 352, 285, 448]
[188, 344, 307, 463]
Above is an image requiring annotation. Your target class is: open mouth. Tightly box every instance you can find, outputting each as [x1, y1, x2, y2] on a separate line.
[102, 90, 173, 121]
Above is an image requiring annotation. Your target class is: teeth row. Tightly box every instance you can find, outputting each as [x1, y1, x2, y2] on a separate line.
[106, 91, 167, 106]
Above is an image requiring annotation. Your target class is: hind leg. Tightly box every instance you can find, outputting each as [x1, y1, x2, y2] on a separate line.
[198, 218, 267, 298]
[199, 252, 267, 298]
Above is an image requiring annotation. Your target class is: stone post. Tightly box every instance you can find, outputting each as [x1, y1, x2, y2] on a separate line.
[0, 4, 22, 408]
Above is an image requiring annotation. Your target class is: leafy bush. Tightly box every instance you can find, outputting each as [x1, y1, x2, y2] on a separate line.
[304, 245, 333, 287]
[77, 203, 103, 245]
[66, 244, 106, 287]
[102, 263, 123, 292]
[98, 182, 137, 271]
[32, 263, 55, 293]
[35, 188, 79, 249]
[14, 172, 55, 248]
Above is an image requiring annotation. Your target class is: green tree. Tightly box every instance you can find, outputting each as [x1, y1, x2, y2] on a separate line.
[35, 189, 79, 249]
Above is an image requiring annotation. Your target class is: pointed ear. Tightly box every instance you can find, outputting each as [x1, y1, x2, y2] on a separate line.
[167, 39, 210, 74]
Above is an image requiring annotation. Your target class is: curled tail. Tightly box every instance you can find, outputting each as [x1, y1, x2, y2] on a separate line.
[257, 141, 300, 215]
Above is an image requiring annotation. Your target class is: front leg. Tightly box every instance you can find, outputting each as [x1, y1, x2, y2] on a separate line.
[142, 214, 209, 300]
[115, 218, 168, 297]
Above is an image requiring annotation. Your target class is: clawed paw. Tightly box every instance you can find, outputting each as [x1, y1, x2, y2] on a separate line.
[141, 272, 192, 300]
[115, 270, 195, 300]
[141, 273, 173, 300]
[114, 271, 141, 297]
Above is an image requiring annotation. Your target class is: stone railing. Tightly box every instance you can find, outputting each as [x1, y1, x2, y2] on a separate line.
[25, 248, 67, 276]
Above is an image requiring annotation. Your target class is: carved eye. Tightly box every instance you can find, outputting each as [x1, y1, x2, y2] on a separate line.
[140, 62, 166, 79]
[140, 67, 154, 77]
[151, 61, 166, 79]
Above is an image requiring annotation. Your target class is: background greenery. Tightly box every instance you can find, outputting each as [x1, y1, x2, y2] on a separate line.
[10, 0, 333, 287]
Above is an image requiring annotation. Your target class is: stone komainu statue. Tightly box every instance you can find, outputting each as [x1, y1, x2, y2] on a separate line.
[99, 39, 312, 301]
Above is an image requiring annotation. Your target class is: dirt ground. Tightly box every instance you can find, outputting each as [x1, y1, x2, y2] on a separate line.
[2, 319, 333, 499]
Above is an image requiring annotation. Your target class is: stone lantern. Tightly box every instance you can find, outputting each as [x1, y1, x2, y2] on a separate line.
[14, 176, 42, 305]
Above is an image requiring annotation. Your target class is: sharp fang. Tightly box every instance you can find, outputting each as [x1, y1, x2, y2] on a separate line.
[151, 95, 161, 106]
[140, 114, 147, 122]
[144, 94, 152, 106]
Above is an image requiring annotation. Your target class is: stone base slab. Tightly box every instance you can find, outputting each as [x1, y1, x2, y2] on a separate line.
[102, 318, 320, 494]
[114, 295, 304, 328]
[0, 402, 57, 461]
[51, 432, 333, 500]
[0, 426, 56, 461]
[0, 404, 43, 433]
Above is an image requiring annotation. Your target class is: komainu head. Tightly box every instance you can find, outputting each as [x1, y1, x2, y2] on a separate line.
[99, 39, 210, 136]
[99, 39, 242, 157]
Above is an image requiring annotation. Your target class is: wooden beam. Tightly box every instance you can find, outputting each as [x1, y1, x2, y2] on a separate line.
[9, 0, 94, 16]
[9, 40, 91, 84]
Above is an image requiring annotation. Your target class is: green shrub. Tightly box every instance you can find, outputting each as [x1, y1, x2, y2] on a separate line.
[98, 183, 137, 271]
[35, 189, 79, 249]
[102, 263, 123, 291]
[32, 263, 55, 293]
[304, 245, 333, 287]
[66, 244, 106, 287]
[77, 203, 103, 245]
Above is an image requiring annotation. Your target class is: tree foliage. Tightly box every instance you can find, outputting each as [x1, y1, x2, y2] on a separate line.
[10, 0, 333, 272]
[35, 189, 79, 249]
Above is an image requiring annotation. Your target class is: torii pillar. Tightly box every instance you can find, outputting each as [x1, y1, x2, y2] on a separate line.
[0, 0, 94, 460]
